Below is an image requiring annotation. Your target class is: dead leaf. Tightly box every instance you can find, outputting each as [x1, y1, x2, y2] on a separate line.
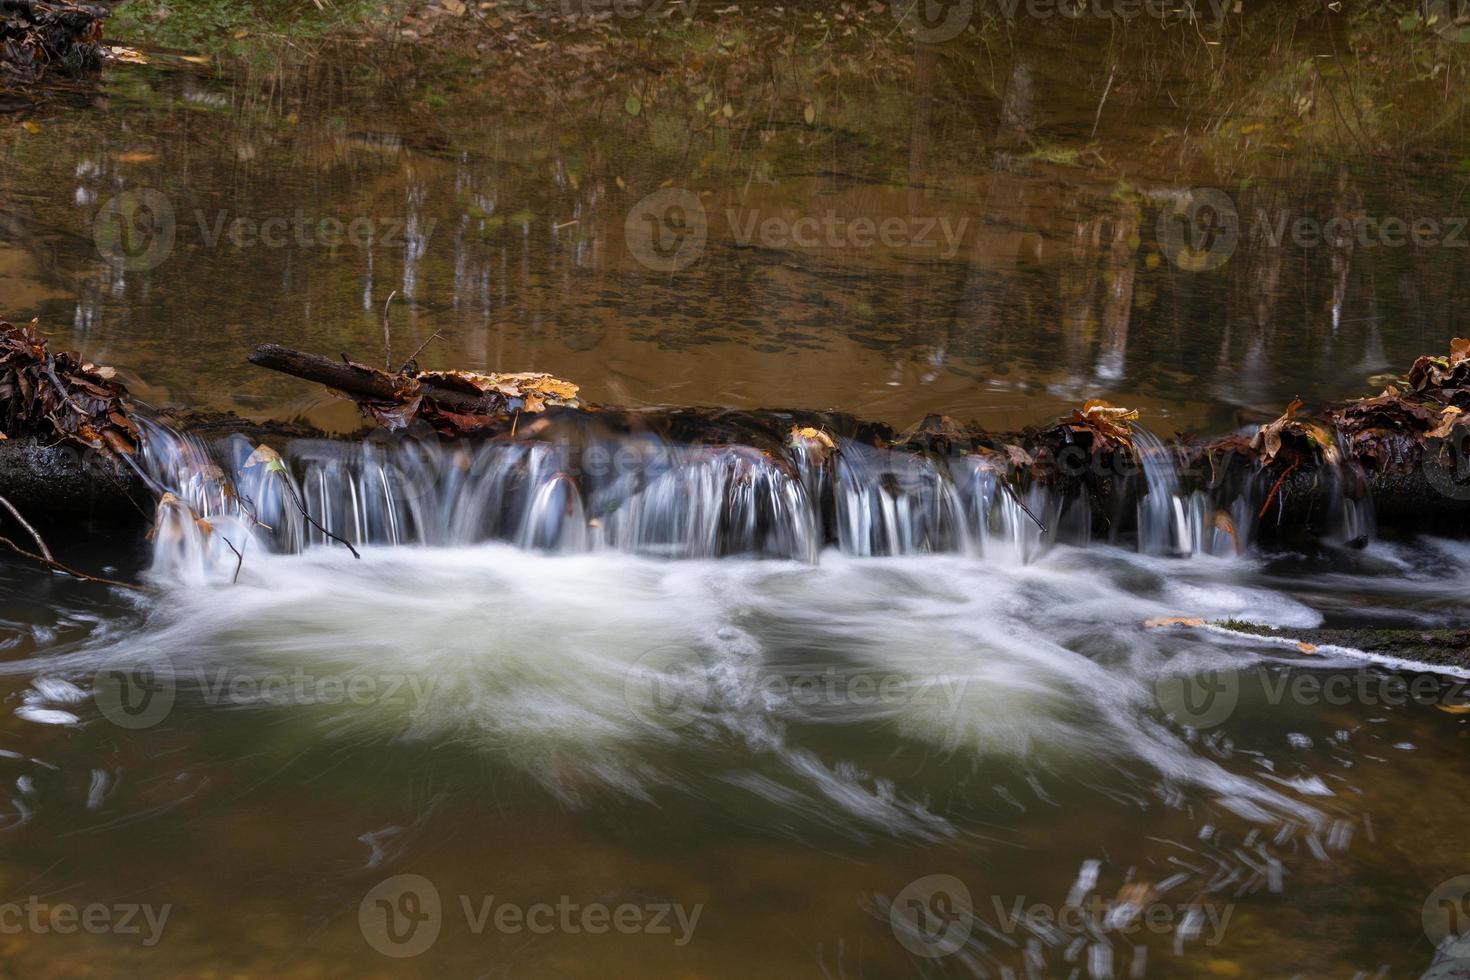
[790, 425, 835, 450]
[1252, 398, 1304, 466]
[1145, 616, 1205, 628]
[244, 444, 285, 473]
[1003, 443, 1034, 467]
[1296, 641, 1319, 654]
[1428, 405, 1464, 440]
[105, 46, 149, 65]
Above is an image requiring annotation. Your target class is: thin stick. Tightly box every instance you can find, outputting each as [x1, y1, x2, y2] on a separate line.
[1003, 484, 1046, 532]
[220, 535, 244, 584]
[0, 535, 155, 593]
[1258, 457, 1300, 520]
[382, 289, 399, 371]
[398, 330, 444, 374]
[277, 476, 361, 559]
[1091, 63, 1116, 139]
[0, 492, 52, 562]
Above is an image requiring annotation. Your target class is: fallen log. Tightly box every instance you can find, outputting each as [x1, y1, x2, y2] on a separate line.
[245, 336, 1470, 542]
[247, 343, 581, 431]
[4, 314, 1470, 549]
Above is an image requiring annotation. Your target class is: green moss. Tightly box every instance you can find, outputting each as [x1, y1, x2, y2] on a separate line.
[1211, 620, 1470, 669]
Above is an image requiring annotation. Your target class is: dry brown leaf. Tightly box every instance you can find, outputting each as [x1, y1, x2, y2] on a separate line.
[1428, 405, 1464, 440]
[1251, 398, 1303, 467]
[1295, 641, 1319, 654]
[1144, 616, 1205, 628]
[1003, 443, 1034, 467]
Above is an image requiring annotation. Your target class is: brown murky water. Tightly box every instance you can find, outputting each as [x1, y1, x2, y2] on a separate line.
[1, 11, 1470, 978]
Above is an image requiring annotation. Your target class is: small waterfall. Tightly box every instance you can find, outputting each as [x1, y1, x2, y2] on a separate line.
[1132, 426, 1247, 558]
[950, 457, 1056, 564]
[832, 439, 970, 557]
[1325, 429, 1376, 547]
[1132, 426, 1194, 555]
[135, 417, 1299, 579]
[134, 424, 857, 573]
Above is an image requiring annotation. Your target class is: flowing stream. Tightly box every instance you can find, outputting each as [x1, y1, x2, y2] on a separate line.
[1, 23, 1469, 978]
[0, 419, 1463, 974]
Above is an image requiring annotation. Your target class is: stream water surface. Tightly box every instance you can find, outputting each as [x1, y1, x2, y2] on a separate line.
[1, 14, 1470, 978]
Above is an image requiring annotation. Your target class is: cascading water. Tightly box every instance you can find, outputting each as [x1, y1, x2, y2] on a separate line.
[1131, 426, 1253, 558]
[136, 423, 1056, 578]
[137, 412, 1384, 581]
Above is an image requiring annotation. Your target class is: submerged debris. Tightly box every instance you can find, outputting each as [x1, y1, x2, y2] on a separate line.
[246, 344, 579, 435]
[0, 316, 137, 458]
[0, 0, 109, 80]
[409, 369, 580, 431]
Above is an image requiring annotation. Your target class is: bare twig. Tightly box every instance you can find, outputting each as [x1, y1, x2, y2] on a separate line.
[1003, 484, 1046, 532]
[0, 535, 155, 593]
[1091, 63, 1116, 139]
[220, 535, 244, 584]
[0, 492, 52, 562]
[382, 289, 399, 371]
[398, 330, 445, 374]
[277, 476, 361, 559]
[1258, 457, 1301, 520]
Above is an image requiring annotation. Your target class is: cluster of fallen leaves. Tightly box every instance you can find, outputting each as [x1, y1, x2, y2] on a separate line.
[1052, 400, 1140, 452]
[1250, 398, 1341, 468]
[0, 0, 107, 80]
[0, 316, 137, 457]
[343, 362, 581, 435]
[1324, 337, 1470, 472]
[1408, 337, 1470, 406]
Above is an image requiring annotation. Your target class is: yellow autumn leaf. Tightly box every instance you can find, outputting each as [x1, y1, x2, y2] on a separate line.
[107, 46, 149, 65]
[1080, 399, 1140, 421]
[1144, 616, 1205, 628]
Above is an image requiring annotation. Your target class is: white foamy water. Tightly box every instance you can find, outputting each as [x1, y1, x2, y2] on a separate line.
[6, 540, 1347, 835]
[8, 418, 1415, 835]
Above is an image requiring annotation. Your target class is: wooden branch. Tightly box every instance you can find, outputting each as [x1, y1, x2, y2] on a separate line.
[247, 344, 487, 413]
[0, 492, 52, 562]
[0, 535, 154, 593]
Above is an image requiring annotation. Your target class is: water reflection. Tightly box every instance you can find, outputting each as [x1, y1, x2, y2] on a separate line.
[0, 38, 1465, 432]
